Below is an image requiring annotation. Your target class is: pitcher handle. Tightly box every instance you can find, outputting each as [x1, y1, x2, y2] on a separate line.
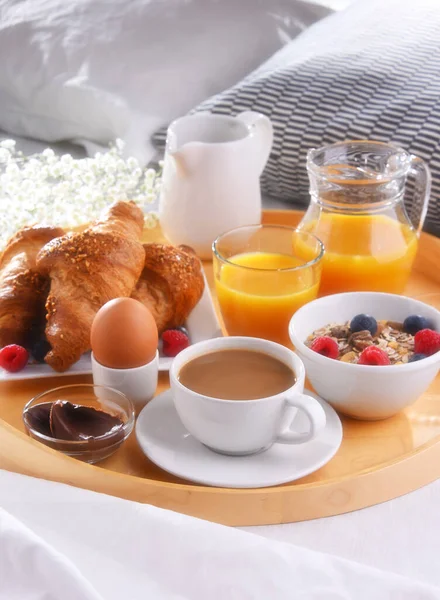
[408, 155, 432, 235]
[237, 111, 273, 175]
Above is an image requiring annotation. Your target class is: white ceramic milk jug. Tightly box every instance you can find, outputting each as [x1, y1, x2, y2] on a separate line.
[158, 111, 273, 258]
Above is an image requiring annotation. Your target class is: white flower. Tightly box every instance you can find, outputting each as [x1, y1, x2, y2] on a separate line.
[115, 139, 125, 152]
[82, 172, 95, 185]
[126, 157, 138, 170]
[0, 139, 16, 150]
[49, 164, 63, 178]
[24, 158, 40, 174]
[38, 166, 49, 180]
[42, 148, 55, 159]
[116, 159, 127, 172]
[131, 167, 142, 180]
[6, 163, 20, 177]
[0, 148, 10, 163]
[60, 154, 73, 166]
[0, 141, 161, 249]
[146, 192, 156, 204]
[56, 181, 71, 195]
[20, 179, 34, 193]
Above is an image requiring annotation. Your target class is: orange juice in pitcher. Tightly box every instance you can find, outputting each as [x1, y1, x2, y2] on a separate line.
[298, 141, 431, 296]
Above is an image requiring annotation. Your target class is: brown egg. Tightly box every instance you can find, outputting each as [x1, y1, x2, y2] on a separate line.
[91, 298, 158, 369]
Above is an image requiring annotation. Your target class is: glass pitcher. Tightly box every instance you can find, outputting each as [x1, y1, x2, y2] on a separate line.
[298, 140, 431, 296]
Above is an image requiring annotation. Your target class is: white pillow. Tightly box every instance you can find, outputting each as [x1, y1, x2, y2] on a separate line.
[0, 0, 330, 164]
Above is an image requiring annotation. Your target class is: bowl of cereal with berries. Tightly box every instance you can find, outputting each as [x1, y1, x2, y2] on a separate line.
[289, 293, 440, 420]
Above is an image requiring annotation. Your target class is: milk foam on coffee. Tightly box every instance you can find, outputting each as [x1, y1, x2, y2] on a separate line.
[178, 349, 296, 400]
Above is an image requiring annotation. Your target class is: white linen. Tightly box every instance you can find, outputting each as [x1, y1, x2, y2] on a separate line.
[0, 131, 86, 160]
[0, 0, 330, 164]
[246, 479, 440, 588]
[1, 469, 440, 599]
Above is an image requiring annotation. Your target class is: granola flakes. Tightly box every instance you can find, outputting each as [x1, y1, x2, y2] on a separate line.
[306, 320, 415, 365]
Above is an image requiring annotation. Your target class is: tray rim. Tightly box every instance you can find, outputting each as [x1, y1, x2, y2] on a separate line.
[1, 208, 440, 526]
[2, 416, 440, 526]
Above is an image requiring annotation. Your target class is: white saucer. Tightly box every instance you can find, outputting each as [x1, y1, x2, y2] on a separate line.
[136, 390, 343, 489]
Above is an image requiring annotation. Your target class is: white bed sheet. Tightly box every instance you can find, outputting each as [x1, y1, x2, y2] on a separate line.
[1, 469, 439, 600]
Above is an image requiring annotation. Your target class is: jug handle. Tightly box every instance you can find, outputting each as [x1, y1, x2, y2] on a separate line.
[408, 156, 432, 235]
[237, 111, 273, 175]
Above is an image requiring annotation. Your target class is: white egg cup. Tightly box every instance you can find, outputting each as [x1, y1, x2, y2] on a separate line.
[91, 351, 159, 414]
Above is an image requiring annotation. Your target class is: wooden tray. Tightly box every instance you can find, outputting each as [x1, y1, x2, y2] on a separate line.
[1, 210, 439, 527]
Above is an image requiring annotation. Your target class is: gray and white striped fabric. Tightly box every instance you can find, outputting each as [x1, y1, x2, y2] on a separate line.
[154, 0, 440, 236]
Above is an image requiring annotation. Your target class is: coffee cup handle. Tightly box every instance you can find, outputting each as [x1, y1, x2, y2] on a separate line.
[275, 393, 327, 445]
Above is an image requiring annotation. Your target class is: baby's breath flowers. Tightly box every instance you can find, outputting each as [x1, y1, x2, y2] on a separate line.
[0, 138, 160, 249]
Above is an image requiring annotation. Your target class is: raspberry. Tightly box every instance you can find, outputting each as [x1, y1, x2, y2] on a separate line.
[310, 336, 339, 359]
[0, 344, 29, 372]
[358, 346, 391, 366]
[350, 314, 378, 336]
[414, 329, 440, 356]
[162, 329, 190, 357]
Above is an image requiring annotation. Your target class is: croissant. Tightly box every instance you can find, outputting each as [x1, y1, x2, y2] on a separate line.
[131, 243, 205, 334]
[0, 226, 65, 348]
[37, 201, 145, 372]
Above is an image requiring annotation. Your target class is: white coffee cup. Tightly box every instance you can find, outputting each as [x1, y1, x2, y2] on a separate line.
[170, 337, 326, 456]
[92, 351, 159, 414]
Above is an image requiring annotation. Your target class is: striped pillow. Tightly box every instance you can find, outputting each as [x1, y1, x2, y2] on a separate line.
[154, 0, 440, 236]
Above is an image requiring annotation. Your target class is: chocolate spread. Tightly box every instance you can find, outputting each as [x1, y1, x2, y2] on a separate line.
[24, 400, 124, 448]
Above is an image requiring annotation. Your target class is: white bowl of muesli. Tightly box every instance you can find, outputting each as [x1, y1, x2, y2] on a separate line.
[289, 292, 440, 420]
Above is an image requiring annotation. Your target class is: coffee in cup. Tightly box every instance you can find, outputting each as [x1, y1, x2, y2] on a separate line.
[170, 337, 326, 456]
[178, 348, 296, 400]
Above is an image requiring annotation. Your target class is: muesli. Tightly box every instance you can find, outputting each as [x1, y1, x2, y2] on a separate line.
[306, 314, 440, 365]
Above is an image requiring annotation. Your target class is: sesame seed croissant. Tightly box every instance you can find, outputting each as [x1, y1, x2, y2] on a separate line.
[131, 243, 204, 334]
[0, 226, 65, 348]
[36, 201, 145, 372]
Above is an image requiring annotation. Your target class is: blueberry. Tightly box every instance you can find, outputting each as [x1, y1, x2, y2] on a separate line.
[31, 339, 51, 363]
[27, 322, 45, 346]
[408, 353, 427, 363]
[403, 315, 430, 336]
[174, 325, 189, 338]
[350, 314, 378, 336]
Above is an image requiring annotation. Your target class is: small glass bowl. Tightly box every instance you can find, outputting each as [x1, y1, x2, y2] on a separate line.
[22, 384, 135, 464]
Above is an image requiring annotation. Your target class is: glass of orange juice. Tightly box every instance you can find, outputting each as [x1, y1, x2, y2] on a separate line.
[212, 225, 324, 347]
